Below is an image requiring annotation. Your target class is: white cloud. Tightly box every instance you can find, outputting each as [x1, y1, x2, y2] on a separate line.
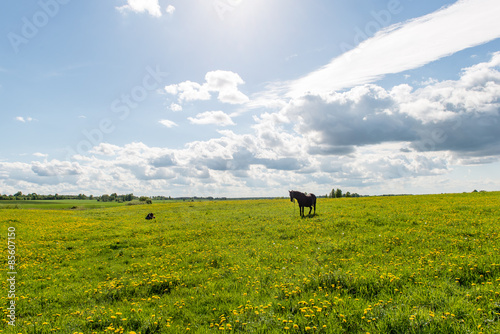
[188, 111, 235, 126]
[164, 70, 249, 104]
[205, 70, 250, 104]
[33, 152, 48, 158]
[287, 0, 500, 98]
[284, 52, 500, 159]
[165, 81, 211, 102]
[117, 0, 162, 17]
[89, 143, 121, 156]
[159, 119, 178, 128]
[31, 160, 82, 177]
[169, 103, 182, 111]
[15, 116, 33, 123]
[165, 5, 175, 15]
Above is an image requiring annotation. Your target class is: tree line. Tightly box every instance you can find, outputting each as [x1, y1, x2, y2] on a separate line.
[326, 188, 361, 198]
[0, 191, 138, 202]
[2, 190, 364, 201]
[0, 192, 231, 202]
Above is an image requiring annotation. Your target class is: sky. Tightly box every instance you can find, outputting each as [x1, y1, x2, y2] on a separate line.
[1, 0, 500, 198]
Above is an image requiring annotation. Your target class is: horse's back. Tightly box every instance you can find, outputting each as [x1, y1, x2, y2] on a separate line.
[305, 193, 316, 206]
[293, 191, 316, 207]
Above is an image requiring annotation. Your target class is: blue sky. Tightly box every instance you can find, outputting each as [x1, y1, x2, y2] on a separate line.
[1, 0, 500, 197]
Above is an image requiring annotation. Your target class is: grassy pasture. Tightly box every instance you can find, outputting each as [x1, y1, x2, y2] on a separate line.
[0, 200, 126, 210]
[1, 192, 500, 333]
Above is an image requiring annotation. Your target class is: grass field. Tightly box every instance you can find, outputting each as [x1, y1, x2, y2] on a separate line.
[0, 200, 127, 210]
[1, 192, 500, 333]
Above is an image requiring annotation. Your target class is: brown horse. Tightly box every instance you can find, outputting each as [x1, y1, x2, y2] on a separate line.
[289, 190, 316, 217]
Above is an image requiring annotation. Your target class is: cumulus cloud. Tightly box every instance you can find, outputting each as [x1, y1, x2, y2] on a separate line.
[285, 85, 418, 154]
[205, 70, 250, 104]
[165, 81, 211, 102]
[188, 111, 235, 126]
[165, 5, 175, 15]
[150, 154, 176, 167]
[117, 0, 162, 17]
[283, 52, 500, 160]
[169, 103, 182, 112]
[31, 160, 82, 177]
[165, 70, 249, 104]
[0, 138, 306, 197]
[89, 143, 121, 156]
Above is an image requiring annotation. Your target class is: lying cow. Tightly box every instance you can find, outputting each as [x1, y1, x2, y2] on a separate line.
[145, 213, 155, 220]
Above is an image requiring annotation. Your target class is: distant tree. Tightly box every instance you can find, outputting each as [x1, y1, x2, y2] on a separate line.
[335, 189, 343, 198]
[110, 193, 118, 201]
[329, 189, 336, 198]
[101, 194, 110, 202]
[345, 191, 351, 198]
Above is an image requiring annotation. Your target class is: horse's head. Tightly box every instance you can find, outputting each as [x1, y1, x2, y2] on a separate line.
[289, 190, 294, 202]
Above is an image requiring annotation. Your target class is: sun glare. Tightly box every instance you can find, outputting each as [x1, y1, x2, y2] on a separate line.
[209, 0, 278, 34]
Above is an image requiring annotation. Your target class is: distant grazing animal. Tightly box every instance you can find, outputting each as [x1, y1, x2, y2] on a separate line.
[145, 213, 155, 220]
[289, 190, 316, 217]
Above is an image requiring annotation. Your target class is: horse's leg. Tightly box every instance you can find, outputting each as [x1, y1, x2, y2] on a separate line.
[308, 206, 312, 216]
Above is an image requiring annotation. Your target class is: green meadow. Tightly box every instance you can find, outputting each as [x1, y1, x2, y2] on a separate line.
[1, 192, 500, 333]
[0, 200, 126, 210]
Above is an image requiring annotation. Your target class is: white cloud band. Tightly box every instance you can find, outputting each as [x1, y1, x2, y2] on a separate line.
[287, 0, 500, 98]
